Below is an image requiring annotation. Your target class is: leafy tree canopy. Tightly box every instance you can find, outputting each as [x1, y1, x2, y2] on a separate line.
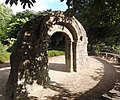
[6, 10, 40, 39]
[4, 10, 42, 51]
[5, 0, 36, 9]
[4, 0, 120, 51]
[0, 3, 12, 41]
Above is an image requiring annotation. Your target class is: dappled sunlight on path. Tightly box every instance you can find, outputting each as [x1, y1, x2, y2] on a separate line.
[0, 56, 116, 100]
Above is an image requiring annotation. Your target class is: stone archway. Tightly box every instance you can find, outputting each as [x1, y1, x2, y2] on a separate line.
[49, 31, 73, 72]
[48, 25, 74, 72]
[6, 11, 88, 100]
[48, 17, 88, 72]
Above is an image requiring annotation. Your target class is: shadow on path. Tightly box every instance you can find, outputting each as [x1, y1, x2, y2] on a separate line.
[49, 63, 69, 72]
[46, 57, 116, 100]
[45, 81, 81, 100]
[0, 63, 10, 68]
[74, 57, 116, 100]
[0, 57, 117, 100]
[0, 68, 10, 100]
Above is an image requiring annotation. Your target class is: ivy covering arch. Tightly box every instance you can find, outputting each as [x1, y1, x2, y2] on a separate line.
[6, 11, 88, 100]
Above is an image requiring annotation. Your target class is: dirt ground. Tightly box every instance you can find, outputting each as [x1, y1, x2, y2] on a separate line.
[0, 56, 117, 100]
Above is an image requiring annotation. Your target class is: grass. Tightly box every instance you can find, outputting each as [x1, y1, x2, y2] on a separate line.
[0, 50, 64, 64]
[48, 50, 65, 57]
[0, 42, 11, 63]
[0, 52, 10, 63]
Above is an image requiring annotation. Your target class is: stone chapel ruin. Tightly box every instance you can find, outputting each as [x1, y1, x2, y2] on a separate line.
[6, 11, 88, 99]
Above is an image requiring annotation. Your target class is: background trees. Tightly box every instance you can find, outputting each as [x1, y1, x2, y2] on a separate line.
[0, 0, 120, 62]
[0, 3, 41, 63]
[0, 3, 12, 42]
[5, 10, 40, 52]
[68, 0, 120, 54]
[61, 0, 120, 54]
[0, 3, 12, 63]
[0, 1, 65, 63]
[4, 0, 120, 54]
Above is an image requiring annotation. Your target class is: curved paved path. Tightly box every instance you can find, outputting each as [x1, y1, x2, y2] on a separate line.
[0, 56, 116, 100]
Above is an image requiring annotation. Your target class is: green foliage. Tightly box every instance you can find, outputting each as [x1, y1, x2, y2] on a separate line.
[0, 3, 12, 63]
[0, 42, 10, 63]
[49, 32, 65, 51]
[6, 38, 17, 52]
[6, 10, 38, 39]
[95, 44, 115, 53]
[4, 0, 120, 47]
[90, 44, 120, 55]
[5, 0, 36, 9]
[71, 0, 120, 53]
[4, 10, 40, 51]
[3, 0, 120, 54]
[0, 3, 12, 42]
[48, 50, 65, 57]
[114, 45, 120, 54]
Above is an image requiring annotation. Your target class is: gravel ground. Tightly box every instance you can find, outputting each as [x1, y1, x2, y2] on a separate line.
[0, 56, 116, 100]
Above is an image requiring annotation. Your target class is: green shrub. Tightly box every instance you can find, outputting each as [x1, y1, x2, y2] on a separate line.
[114, 45, 120, 54]
[0, 42, 10, 63]
[48, 50, 65, 57]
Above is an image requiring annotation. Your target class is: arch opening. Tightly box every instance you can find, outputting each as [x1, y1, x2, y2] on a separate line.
[48, 31, 73, 72]
[48, 32, 65, 51]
